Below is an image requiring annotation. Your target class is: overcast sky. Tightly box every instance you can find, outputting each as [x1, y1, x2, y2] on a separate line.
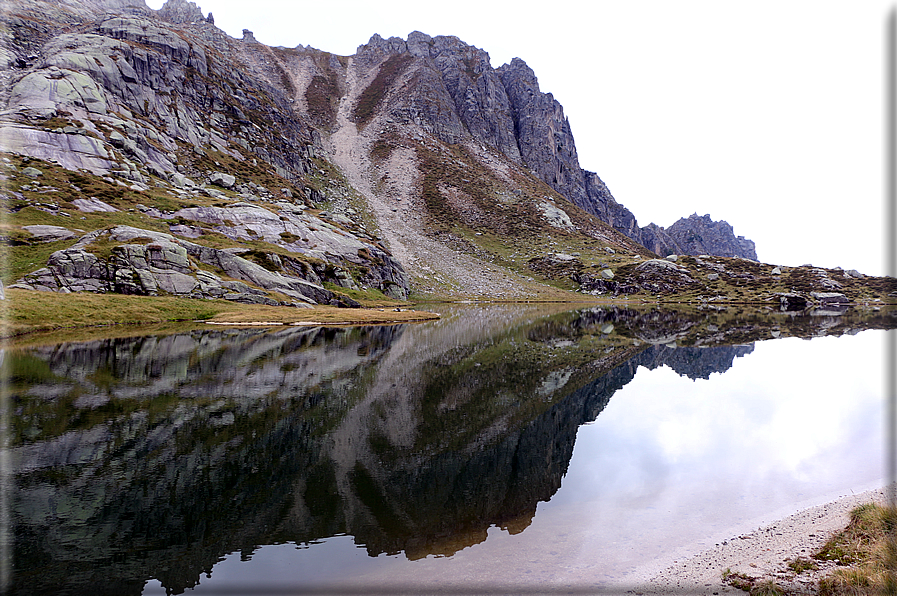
[146, 0, 894, 276]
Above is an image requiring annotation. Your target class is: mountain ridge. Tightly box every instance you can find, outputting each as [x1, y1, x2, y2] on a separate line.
[2, 0, 893, 310]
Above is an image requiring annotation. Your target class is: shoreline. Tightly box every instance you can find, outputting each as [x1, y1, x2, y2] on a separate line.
[622, 485, 892, 594]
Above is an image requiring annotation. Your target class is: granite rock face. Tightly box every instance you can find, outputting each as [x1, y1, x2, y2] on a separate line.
[346, 32, 755, 258]
[498, 58, 588, 210]
[161, 202, 409, 298]
[2, 0, 411, 301]
[3, 0, 318, 186]
[10, 225, 362, 307]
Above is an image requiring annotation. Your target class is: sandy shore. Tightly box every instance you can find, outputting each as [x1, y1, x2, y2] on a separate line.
[620, 486, 892, 594]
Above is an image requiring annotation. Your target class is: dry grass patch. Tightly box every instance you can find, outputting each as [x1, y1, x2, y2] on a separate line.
[816, 502, 897, 595]
[3, 289, 439, 338]
[3, 289, 221, 336]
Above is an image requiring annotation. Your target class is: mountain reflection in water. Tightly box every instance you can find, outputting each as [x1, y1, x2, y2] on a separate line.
[7, 305, 896, 595]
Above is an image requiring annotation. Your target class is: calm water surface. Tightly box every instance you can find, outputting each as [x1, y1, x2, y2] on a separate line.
[5, 304, 894, 594]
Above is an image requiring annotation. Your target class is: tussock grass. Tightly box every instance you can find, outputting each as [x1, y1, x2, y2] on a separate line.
[786, 556, 819, 574]
[816, 502, 897, 596]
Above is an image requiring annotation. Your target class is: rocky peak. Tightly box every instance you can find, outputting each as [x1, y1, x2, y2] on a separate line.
[498, 57, 589, 211]
[157, 0, 209, 24]
[355, 33, 409, 68]
[406, 30, 433, 58]
[667, 213, 757, 259]
[638, 214, 757, 260]
[426, 35, 521, 161]
[498, 57, 538, 90]
[329, 31, 759, 261]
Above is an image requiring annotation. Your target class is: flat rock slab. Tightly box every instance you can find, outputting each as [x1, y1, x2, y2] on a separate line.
[23, 225, 77, 242]
[72, 197, 119, 213]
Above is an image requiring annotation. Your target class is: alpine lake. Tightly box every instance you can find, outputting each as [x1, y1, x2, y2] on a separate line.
[5, 302, 896, 595]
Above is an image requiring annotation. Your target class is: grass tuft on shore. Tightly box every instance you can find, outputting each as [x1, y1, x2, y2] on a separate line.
[816, 502, 897, 596]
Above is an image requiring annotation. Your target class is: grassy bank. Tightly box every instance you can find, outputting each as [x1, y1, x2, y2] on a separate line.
[816, 502, 897, 595]
[1, 288, 440, 338]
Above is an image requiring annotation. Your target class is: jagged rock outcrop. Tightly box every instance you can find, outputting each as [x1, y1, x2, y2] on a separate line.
[424, 33, 522, 162]
[158, 201, 408, 297]
[639, 222, 679, 257]
[10, 225, 361, 306]
[497, 58, 588, 208]
[638, 214, 757, 260]
[583, 170, 642, 239]
[346, 33, 756, 258]
[156, 0, 209, 24]
[667, 213, 757, 259]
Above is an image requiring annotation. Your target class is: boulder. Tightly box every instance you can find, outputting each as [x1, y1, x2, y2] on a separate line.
[538, 202, 575, 231]
[209, 172, 236, 188]
[636, 259, 686, 273]
[810, 292, 851, 306]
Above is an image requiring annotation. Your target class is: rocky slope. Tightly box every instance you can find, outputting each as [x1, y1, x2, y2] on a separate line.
[2, 0, 413, 305]
[1, 0, 891, 307]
